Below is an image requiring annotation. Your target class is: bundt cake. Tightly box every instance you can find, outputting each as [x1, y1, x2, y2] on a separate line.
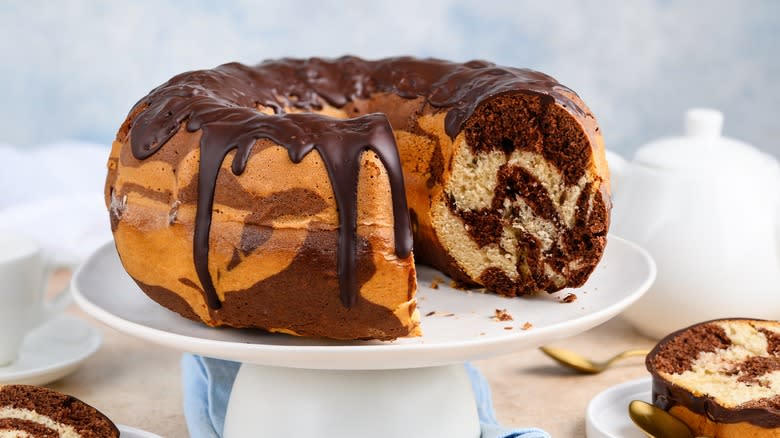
[647, 318, 780, 437]
[105, 56, 610, 340]
[0, 384, 119, 437]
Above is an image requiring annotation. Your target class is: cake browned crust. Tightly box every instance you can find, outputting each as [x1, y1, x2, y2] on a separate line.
[647, 319, 780, 437]
[0, 385, 119, 437]
[105, 56, 610, 340]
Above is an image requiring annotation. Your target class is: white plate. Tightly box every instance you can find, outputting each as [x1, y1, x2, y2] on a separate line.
[118, 424, 163, 438]
[586, 377, 652, 438]
[0, 314, 102, 385]
[72, 235, 655, 370]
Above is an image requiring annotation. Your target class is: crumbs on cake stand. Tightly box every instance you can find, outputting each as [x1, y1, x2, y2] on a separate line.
[427, 275, 477, 293]
[493, 308, 514, 322]
[499, 322, 533, 332]
[561, 293, 577, 303]
[424, 311, 455, 317]
[488, 308, 533, 331]
[449, 279, 469, 290]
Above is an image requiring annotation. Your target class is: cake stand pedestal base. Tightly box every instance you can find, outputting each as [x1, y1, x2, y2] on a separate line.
[223, 363, 481, 438]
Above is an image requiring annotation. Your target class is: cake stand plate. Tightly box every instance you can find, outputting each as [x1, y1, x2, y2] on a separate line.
[72, 235, 655, 438]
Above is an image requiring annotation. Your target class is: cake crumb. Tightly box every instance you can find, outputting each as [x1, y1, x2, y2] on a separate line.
[449, 280, 467, 290]
[504, 326, 513, 330]
[425, 311, 455, 317]
[562, 293, 577, 303]
[493, 308, 514, 322]
[521, 321, 533, 330]
[430, 276, 444, 289]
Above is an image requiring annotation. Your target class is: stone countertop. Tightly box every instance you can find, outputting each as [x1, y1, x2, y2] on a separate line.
[47, 273, 657, 437]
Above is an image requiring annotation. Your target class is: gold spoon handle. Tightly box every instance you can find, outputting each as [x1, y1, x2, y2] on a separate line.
[608, 348, 651, 364]
[600, 349, 651, 369]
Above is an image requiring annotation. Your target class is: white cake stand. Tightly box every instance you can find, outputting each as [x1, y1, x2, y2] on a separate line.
[72, 236, 655, 438]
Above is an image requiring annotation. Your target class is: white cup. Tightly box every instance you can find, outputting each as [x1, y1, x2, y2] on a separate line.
[0, 234, 72, 366]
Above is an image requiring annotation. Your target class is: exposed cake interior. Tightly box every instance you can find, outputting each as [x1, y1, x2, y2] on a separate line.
[650, 320, 780, 411]
[0, 385, 118, 438]
[432, 93, 607, 296]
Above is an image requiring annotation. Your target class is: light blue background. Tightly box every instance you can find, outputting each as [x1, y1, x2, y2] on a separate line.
[1, 0, 777, 157]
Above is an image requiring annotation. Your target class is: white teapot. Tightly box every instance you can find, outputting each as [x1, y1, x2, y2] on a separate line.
[607, 109, 780, 339]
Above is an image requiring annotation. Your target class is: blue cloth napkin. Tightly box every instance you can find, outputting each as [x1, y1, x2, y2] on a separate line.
[181, 353, 550, 438]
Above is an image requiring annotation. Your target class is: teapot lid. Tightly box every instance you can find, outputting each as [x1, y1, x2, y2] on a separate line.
[634, 108, 777, 173]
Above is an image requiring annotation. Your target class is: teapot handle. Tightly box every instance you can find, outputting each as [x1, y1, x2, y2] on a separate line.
[604, 149, 628, 196]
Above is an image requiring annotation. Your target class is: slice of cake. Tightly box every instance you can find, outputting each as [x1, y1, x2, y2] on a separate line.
[0, 385, 119, 437]
[646, 318, 780, 437]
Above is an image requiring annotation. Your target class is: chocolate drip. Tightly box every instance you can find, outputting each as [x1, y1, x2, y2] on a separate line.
[127, 57, 581, 309]
[134, 109, 410, 309]
[131, 58, 577, 145]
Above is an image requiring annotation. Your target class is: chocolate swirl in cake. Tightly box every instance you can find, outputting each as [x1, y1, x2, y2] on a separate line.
[0, 385, 119, 437]
[127, 57, 581, 310]
[0, 418, 58, 437]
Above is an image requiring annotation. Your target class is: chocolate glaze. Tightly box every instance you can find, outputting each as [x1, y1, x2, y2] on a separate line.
[127, 57, 577, 310]
[647, 319, 780, 428]
[132, 109, 410, 309]
[651, 377, 780, 428]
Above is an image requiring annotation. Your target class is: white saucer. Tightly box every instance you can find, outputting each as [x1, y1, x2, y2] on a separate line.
[586, 377, 652, 438]
[0, 314, 102, 385]
[73, 235, 655, 370]
[118, 424, 163, 438]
